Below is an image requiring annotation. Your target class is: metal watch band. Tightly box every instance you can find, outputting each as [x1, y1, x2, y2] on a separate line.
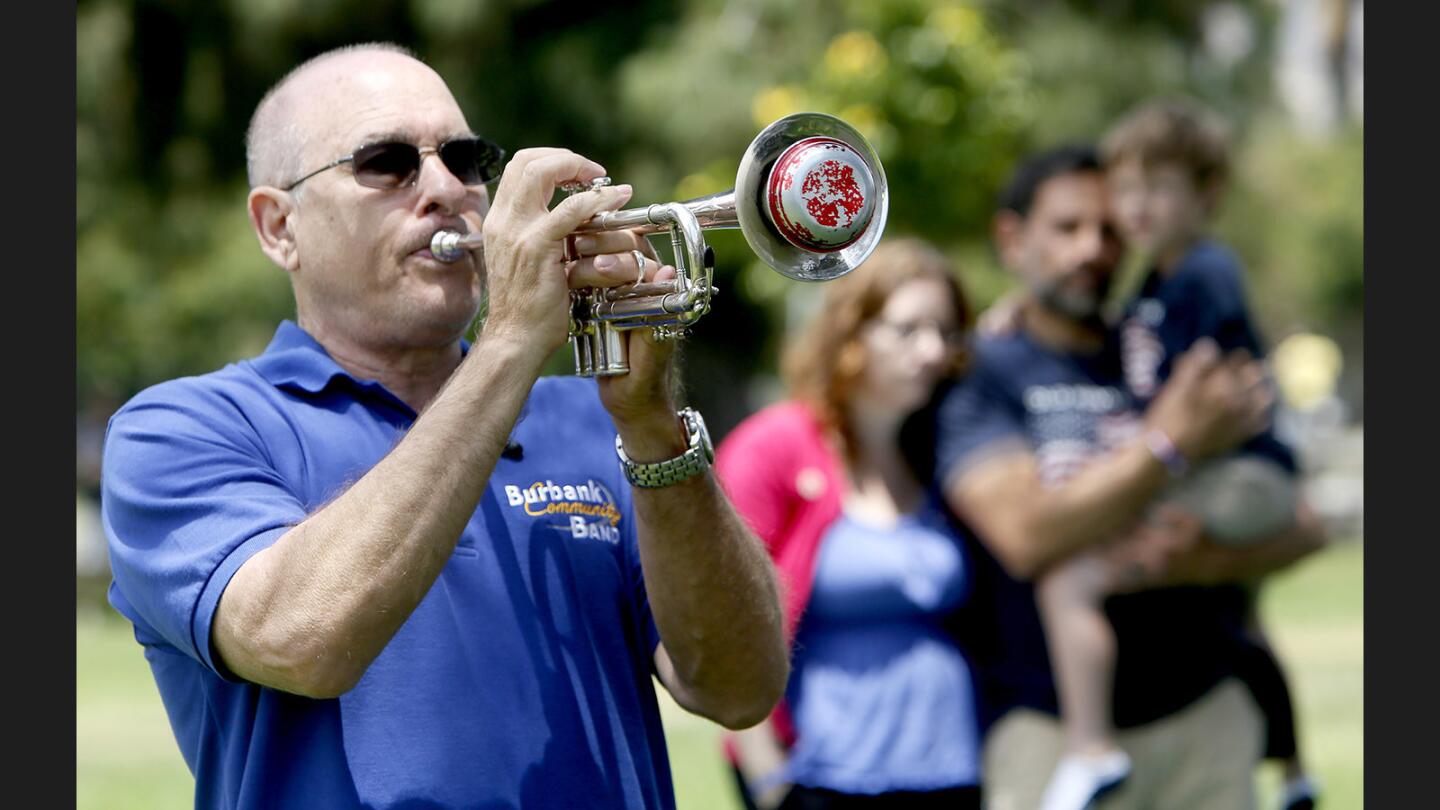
[615, 408, 712, 489]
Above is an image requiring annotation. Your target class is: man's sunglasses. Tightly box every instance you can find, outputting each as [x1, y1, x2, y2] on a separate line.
[282, 136, 507, 191]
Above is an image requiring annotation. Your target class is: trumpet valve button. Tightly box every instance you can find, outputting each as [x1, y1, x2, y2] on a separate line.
[765, 137, 876, 253]
[562, 176, 613, 196]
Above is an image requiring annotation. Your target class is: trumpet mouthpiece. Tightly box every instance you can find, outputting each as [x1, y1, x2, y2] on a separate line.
[431, 230, 466, 262]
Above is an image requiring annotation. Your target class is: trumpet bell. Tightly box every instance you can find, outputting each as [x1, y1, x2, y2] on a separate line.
[736, 112, 888, 282]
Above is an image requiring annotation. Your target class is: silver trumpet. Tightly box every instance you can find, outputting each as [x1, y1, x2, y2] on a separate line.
[430, 112, 889, 377]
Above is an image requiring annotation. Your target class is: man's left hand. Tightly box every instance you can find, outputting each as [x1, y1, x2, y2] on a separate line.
[1107, 499, 1326, 592]
[565, 229, 685, 455]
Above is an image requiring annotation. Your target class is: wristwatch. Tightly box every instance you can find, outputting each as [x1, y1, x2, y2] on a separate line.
[615, 408, 714, 488]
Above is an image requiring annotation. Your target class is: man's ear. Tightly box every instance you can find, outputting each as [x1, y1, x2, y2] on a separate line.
[248, 187, 300, 273]
[992, 210, 1025, 274]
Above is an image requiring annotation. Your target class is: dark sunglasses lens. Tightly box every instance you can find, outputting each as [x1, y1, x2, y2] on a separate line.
[441, 138, 505, 185]
[352, 143, 421, 188]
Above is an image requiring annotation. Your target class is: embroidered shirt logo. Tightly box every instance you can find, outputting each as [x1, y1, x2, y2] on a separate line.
[504, 479, 624, 544]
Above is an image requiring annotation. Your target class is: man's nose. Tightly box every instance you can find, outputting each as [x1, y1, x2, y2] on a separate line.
[1076, 224, 1104, 259]
[1077, 222, 1121, 266]
[415, 152, 467, 216]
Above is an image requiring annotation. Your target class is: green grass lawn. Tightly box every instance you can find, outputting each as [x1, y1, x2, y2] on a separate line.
[77, 540, 1361, 809]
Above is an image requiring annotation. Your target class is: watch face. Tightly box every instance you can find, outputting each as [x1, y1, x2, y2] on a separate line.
[685, 408, 715, 464]
[697, 416, 714, 464]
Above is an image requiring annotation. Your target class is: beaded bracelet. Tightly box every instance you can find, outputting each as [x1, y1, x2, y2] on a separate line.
[1144, 428, 1190, 478]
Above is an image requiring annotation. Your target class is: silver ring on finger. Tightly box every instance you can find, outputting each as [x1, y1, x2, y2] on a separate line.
[630, 249, 647, 284]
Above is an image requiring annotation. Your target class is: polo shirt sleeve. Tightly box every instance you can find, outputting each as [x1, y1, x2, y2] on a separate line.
[934, 365, 1031, 492]
[102, 383, 307, 681]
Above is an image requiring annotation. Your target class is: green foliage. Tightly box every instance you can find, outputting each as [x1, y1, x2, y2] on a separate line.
[77, 185, 296, 402]
[1002, 7, 1191, 146]
[75, 0, 1361, 423]
[608, 0, 1034, 401]
[1215, 118, 1364, 336]
[618, 0, 1031, 263]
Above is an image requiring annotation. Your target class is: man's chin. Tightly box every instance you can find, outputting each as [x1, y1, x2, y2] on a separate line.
[392, 316, 476, 350]
[1034, 284, 1103, 322]
[393, 293, 482, 342]
[402, 263, 482, 305]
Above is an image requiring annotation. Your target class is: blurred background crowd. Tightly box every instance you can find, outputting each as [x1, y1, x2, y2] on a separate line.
[76, 1, 1362, 807]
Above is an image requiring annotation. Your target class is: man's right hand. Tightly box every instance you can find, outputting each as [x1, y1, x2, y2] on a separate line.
[479, 148, 635, 358]
[1144, 338, 1273, 463]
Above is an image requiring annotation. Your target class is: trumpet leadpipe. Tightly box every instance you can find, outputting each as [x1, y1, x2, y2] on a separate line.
[430, 191, 739, 265]
[575, 192, 740, 234]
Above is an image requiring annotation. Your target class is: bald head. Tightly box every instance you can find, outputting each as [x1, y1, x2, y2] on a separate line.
[243, 43, 486, 358]
[245, 43, 429, 190]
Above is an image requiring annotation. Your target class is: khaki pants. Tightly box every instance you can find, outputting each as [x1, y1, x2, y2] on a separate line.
[982, 679, 1263, 810]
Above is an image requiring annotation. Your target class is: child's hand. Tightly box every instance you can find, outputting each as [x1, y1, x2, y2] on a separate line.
[1144, 338, 1273, 462]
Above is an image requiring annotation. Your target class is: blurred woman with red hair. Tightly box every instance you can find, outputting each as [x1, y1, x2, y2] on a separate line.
[719, 238, 982, 809]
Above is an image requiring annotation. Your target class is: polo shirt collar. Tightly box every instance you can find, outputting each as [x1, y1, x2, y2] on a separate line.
[249, 320, 472, 399]
[250, 321, 350, 394]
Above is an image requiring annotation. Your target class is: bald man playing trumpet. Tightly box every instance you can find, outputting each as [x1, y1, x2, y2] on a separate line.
[101, 42, 787, 810]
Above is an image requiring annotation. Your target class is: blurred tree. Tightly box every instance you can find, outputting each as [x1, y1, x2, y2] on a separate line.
[608, 0, 1036, 428]
[958, 0, 1361, 411]
[617, 0, 1032, 260]
[1215, 116, 1363, 345]
[76, 0, 678, 407]
[76, 0, 1362, 433]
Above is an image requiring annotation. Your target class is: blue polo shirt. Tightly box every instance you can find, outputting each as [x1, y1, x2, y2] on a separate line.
[935, 331, 1248, 732]
[1119, 238, 1296, 472]
[102, 321, 673, 810]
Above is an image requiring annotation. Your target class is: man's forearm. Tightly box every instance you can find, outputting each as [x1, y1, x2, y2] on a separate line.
[619, 404, 785, 725]
[632, 469, 789, 729]
[213, 335, 546, 697]
[1026, 441, 1175, 572]
[956, 441, 1175, 579]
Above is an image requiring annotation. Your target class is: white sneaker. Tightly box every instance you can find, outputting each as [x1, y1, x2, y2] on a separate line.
[1038, 750, 1133, 810]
